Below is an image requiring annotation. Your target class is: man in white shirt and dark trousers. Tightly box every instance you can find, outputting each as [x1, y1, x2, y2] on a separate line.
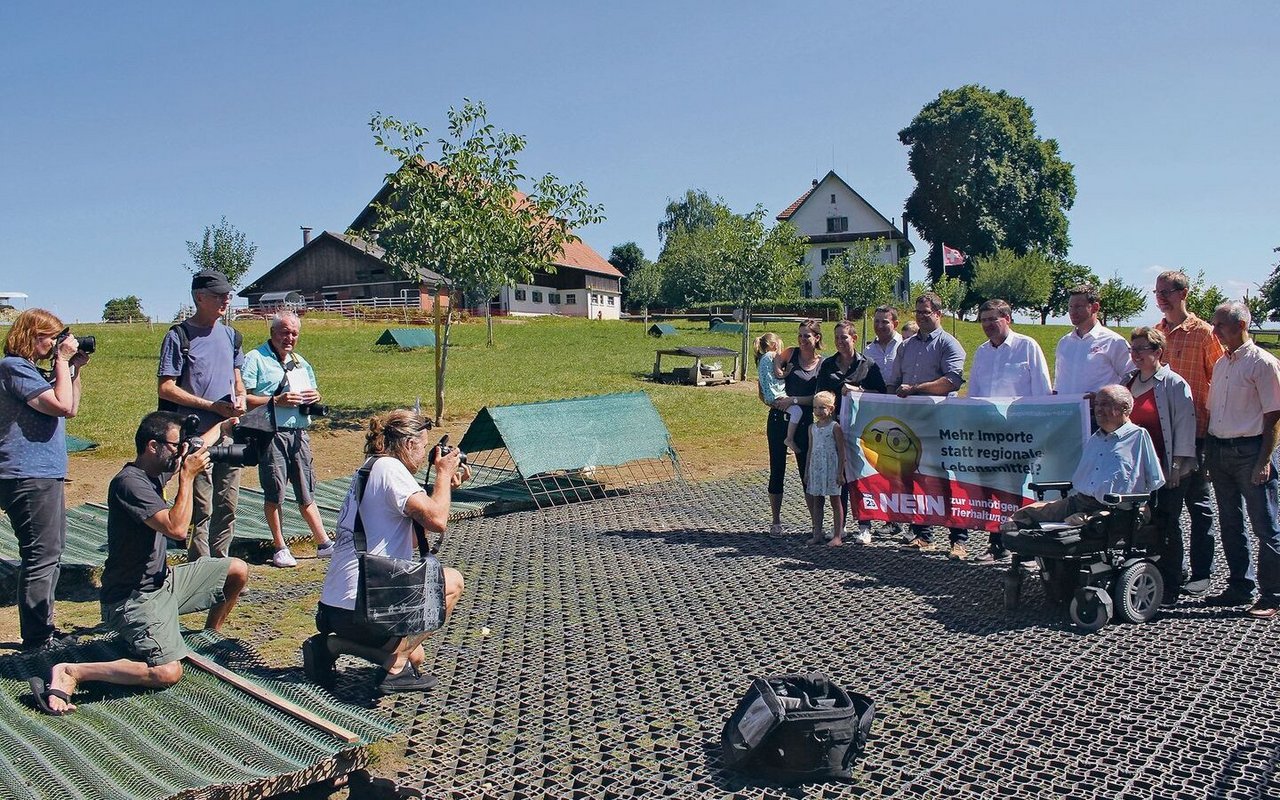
[967, 299, 1053, 563]
[1202, 302, 1280, 618]
[1054, 283, 1131, 400]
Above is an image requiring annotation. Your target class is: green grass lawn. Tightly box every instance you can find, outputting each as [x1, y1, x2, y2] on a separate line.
[61, 314, 1108, 462]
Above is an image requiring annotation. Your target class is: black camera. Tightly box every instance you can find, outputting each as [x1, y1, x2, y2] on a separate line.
[178, 402, 278, 468]
[435, 434, 468, 465]
[297, 402, 329, 418]
[55, 327, 95, 355]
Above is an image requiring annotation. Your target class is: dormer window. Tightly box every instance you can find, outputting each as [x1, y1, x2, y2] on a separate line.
[826, 216, 849, 233]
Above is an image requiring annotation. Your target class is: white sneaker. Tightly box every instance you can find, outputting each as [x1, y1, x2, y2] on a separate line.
[315, 540, 335, 558]
[854, 530, 872, 545]
[271, 548, 298, 568]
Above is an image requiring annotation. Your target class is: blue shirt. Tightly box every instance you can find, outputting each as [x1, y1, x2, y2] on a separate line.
[157, 320, 243, 430]
[241, 343, 318, 429]
[887, 327, 966, 392]
[1071, 421, 1165, 503]
[757, 353, 787, 404]
[0, 356, 67, 479]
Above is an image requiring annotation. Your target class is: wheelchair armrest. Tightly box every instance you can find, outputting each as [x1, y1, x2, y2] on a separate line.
[1102, 492, 1153, 508]
[1029, 481, 1073, 500]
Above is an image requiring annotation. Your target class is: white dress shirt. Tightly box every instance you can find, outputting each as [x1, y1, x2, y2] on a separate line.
[968, 330, 1053, 398]
[1054, 322, 1131, 395]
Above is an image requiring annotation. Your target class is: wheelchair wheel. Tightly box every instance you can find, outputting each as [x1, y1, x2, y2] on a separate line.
[1115, 561, 1164, 623]
[1069, 587, 1112, 632]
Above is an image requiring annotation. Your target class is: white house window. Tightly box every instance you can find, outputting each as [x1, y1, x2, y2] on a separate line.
[821, 247, 847, 264]
[826, 216, 849, 233]
[514, 289, 527, 302]
[607, 296, 615, 306]
[566, 293, 577, 304]
[549, 293, 561, 304]
[830, 194, 836, 203]
[532, 291, 543, 303]
[803, 280, 812, 297]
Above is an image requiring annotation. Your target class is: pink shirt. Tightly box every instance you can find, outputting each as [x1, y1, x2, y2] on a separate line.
[1207, 339, 1280, 439]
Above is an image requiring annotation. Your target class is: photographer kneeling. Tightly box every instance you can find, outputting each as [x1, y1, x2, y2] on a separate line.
[304, 409, 469, 695]
[29, 412, 249, 715]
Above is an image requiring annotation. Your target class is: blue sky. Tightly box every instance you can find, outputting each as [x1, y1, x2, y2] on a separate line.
[2, 1, 1276, 325]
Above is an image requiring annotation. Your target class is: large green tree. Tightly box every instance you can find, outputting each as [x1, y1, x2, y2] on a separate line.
[357, 100, 604, 421]
[185, 216, 256, 288]
[1039, 260, 1099, 324]
[654, 193, 737, 308]
[1185, 270, 1230, 322]
[625, 259, 664, 325]
[103, 295, 145, 323]
[899, 84, 1077, 285]
[608, 242, 649, 307]
[1098, 275, 1147, 326]
[657, 189, 722, 246]
[968, 249, 1053, 317]
[819, 240, 904, 340]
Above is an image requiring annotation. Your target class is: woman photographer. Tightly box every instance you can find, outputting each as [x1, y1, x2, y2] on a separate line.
[304, 409, 469, 695]
[0, 309, 89, 651]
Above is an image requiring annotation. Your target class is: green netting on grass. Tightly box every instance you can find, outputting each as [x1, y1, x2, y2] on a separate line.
[0, 631, 398, 800]
[709, 321, 744, 334]
[458, 392, 676, 477]
[66, 435, 98, 452]
[375, 328, 436, 349]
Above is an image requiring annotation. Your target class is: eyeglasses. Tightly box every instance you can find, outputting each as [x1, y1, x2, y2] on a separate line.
[1152, 288, 1182, 297]
[156, 439, 182, 452]
[1129, 345, 1157, 353]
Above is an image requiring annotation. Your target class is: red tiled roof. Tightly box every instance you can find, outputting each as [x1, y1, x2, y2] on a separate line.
[776, 183, 817, 221]
[555, 237, 622, 277]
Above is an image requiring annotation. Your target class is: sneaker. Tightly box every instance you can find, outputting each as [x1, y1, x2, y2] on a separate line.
[854, 530, 872, 546]
[1204, 588, 1254, 607]
[315, 539, 336, 558]
[301, 634, 337, 688]
[1182, 578, 1211, 598]
[377, 663, 438, 695]
[768, 523, 785, 538]
[948, 543, 968, 561]
[1248, 597, 1280, 619]
[904, 538, 932, 551]
[22, 630, 80, 653]
[271, 548, 298, 568]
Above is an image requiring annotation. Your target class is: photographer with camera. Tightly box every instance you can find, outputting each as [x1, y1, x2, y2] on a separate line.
[158, 269, 246, 561]
[303, 409, 470, 695]
[0, 309, 90, 651]
[241, 310, 334, 567]
[28, 411, 249, 715]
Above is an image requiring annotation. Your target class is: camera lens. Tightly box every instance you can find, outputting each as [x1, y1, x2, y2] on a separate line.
[78, 336, 96, 354]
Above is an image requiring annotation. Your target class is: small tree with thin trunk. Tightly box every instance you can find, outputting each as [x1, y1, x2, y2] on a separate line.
[1098, 274, 1147, 326]
[185, 216, 256, 288]
[356, 101, 604, 422]
[819, 240, 903, 340]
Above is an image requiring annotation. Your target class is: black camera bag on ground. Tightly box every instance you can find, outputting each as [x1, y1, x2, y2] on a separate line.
[721, 673, 874, 783]
[351, 457, 447, 637]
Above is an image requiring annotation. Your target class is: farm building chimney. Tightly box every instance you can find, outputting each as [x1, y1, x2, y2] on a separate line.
[301, 226, 312, 245]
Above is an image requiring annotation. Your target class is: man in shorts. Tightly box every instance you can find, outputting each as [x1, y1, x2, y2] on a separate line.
[241, 309, 334, 567]
[29, 411, 249, 715]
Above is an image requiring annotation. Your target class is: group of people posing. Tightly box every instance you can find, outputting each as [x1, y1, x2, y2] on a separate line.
[1, 269, 469, 715]
[755, 271, 1280, 621]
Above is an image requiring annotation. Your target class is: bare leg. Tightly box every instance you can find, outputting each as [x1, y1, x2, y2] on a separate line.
[807, 494, 826, 544]
[45, 658, 184, 714]
[264, 501, 287, 552]
[769, 493, 782, 527]
[205, 558, 248, 631]
[299, 502, 331, 547]
[784, 422, 799, 454]
[828, 496, 845, 546]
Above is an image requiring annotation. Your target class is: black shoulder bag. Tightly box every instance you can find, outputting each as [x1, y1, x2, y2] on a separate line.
[351, 458, 447, 637]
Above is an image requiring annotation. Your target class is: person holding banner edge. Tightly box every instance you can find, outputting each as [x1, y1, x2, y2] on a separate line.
[886, 292, 969, 558]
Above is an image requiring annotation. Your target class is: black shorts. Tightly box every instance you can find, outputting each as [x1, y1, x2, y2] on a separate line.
[315, 602, 397, 649]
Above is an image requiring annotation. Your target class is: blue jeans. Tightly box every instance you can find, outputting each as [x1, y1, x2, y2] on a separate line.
[1206, 437, 1280, 599]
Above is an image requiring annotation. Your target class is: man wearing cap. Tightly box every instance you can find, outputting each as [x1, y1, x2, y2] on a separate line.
[157, 270, 246, 560]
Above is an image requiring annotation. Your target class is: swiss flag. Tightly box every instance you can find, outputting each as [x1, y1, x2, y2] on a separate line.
[941, 243, 966, 269]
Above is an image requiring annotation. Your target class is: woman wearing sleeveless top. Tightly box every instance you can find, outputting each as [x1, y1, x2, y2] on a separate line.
[765, 319, 823, 536]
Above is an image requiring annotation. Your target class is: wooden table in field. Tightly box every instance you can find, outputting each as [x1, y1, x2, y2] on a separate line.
[652, 346, 739, 386]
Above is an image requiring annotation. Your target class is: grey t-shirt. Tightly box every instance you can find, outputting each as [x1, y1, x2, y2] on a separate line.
[101, 463, 170, 605]
[0, 356, 66, 479]
[157, 321, 243, 430]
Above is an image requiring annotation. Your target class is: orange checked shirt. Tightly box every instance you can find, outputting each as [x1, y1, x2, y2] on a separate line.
[1156, 313, 1224, 439]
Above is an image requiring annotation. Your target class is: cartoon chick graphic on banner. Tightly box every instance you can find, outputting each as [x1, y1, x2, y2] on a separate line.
[859, 416, 922, 484]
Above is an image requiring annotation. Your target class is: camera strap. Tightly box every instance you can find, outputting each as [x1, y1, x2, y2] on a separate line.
[352, 456, 438, 557]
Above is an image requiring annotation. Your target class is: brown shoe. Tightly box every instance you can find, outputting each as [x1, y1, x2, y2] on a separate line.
[904, 538, 932, 551]
[1248, 598, 1279, 619]
[948, 543, 968, 561]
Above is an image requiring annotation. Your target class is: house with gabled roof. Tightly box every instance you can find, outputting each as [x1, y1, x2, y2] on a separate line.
[776, 170, 913, 300]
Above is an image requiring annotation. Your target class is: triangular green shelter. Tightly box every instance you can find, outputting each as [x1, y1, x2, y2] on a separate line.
[648, 323, 680, 337]
[376, 328, 436, 349]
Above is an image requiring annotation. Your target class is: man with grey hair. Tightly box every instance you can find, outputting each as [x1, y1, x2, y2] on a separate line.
[1203, 302, 1280, 617]
[1153, 269, 1224, 597]
[1007, 384, 1164, 528]
[241, 310, 334, 567]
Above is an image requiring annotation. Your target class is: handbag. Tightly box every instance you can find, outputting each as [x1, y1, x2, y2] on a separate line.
[351, 458, 447, 637]
[721, 673, 875, 784]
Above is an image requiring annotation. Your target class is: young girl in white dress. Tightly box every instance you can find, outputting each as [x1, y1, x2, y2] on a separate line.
[806, 391, 847, 546]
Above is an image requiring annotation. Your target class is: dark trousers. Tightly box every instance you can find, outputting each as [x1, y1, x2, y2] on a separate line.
[911, 525, 968, 545]
[1153, 483, 1188, 595]
[1183, 439, 1217, 581]
[0, 478, 66, 646]
[766, 409, 809, 496]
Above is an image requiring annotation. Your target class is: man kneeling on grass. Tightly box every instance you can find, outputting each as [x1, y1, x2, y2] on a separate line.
[29, 411, 249, 715]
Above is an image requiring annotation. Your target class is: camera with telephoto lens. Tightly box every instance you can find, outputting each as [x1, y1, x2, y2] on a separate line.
[297, 402, 329, 418]
[206, 401, 279, 467]
[54, 327, 96, 355]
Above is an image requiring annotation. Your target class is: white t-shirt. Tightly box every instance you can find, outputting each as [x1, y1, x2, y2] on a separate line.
[319, 456, 426, 610]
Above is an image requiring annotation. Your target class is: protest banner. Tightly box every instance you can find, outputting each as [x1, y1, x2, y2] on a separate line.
[840, 394, 1090, 531]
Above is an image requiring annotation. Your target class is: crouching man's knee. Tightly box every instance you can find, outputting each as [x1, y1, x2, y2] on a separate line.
[444, 566, 465, 613]
[150, 660, 184, 688]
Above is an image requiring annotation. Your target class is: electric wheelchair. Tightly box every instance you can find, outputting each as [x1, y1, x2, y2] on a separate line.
[1001, 481, 1164, 632]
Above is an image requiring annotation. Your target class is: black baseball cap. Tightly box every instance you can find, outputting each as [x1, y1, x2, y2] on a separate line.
[191, 269, 233, 294]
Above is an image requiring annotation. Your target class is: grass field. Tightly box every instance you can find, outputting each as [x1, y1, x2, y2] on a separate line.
[62, 313, 1106, 464]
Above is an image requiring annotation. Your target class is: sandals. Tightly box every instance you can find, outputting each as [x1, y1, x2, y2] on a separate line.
[28, 676, 72, 716]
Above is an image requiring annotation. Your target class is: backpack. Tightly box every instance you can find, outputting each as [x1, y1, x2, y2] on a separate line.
[721, 673, 875, 784]
[158, 320, 243, 412]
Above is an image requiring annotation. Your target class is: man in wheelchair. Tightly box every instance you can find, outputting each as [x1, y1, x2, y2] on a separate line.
[1001, 385, 1167, 630]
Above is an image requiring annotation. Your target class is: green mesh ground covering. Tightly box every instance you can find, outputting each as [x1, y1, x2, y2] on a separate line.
[375, 328, 436, 349]
[66, 435, 98, 453]
[0, 630, 398, 800]
[458, 392, 676, 477]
